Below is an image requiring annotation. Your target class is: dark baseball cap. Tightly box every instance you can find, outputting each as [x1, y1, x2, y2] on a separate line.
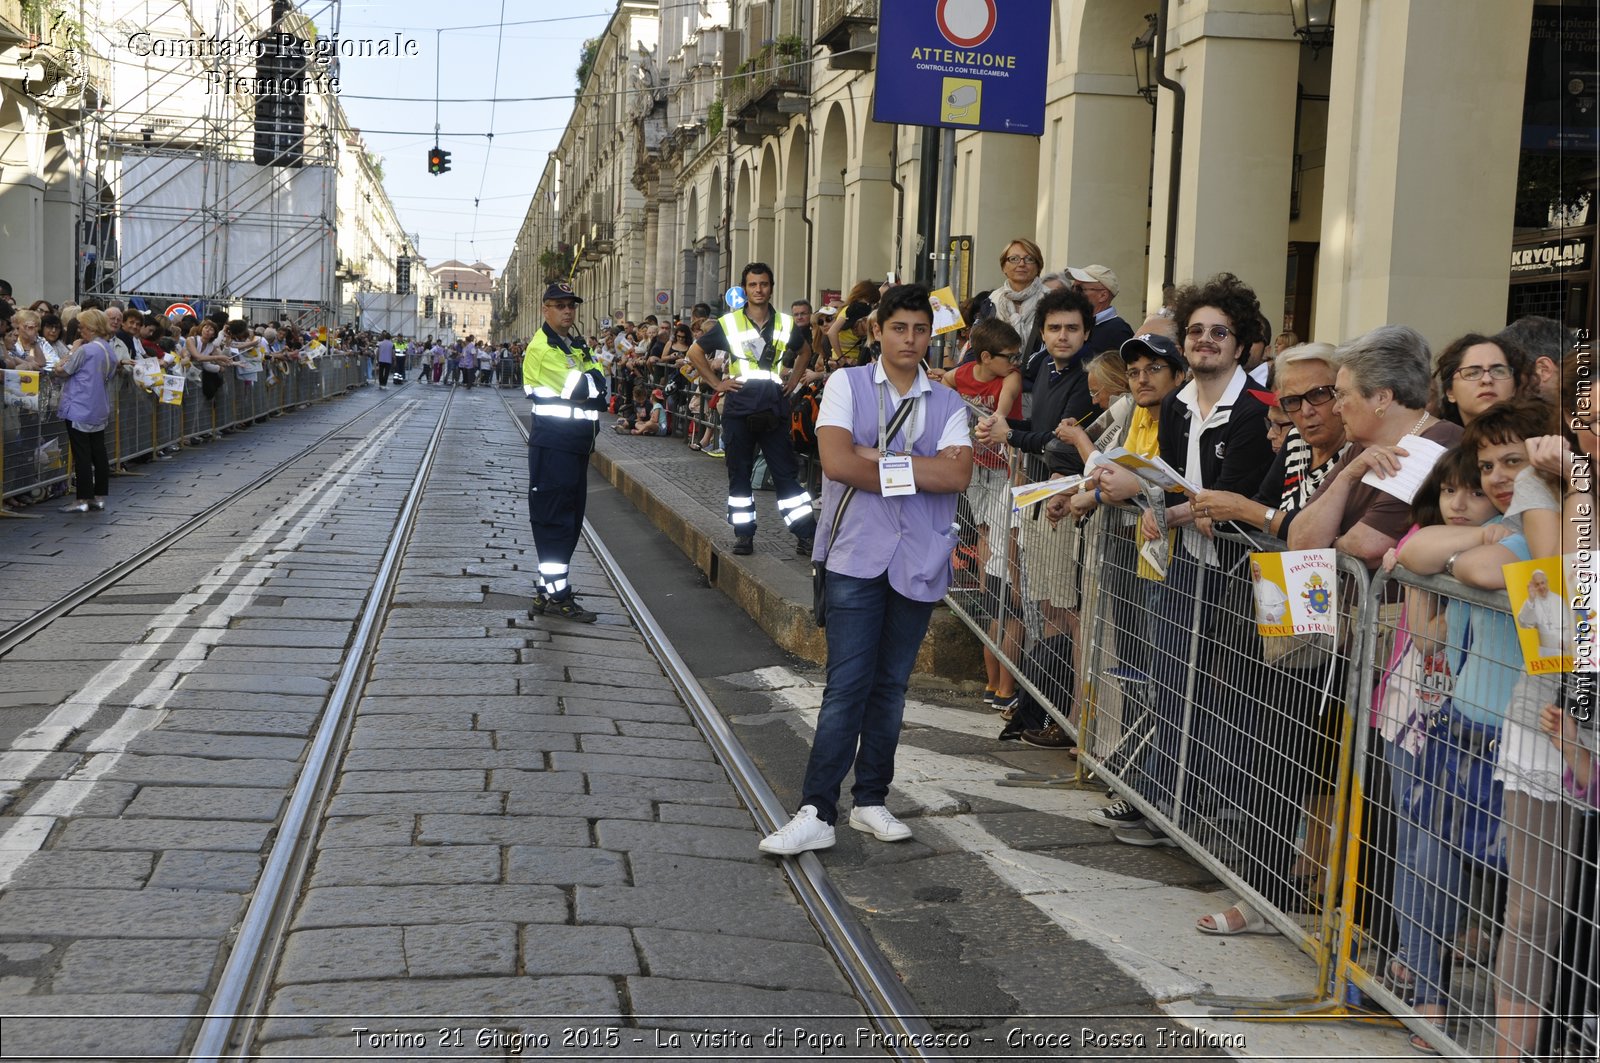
[1119, 332, 1186, 373]
[542, 281, 582, 304]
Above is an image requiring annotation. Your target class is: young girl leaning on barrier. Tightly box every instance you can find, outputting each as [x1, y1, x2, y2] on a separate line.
[1389, 399, 1563, 1055]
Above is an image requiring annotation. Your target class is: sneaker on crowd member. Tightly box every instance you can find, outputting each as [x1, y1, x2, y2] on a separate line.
[848, 805, 912, 842]
[1088, 799, 1147, 827]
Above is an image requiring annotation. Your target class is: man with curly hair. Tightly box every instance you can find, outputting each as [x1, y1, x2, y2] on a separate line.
[1094, 274, 1275, 869]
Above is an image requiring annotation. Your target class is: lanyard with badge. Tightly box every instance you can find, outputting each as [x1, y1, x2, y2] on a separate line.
[877, 382, 920, 497]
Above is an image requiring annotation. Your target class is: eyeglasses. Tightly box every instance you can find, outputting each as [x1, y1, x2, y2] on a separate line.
[1265, 418, 1294, 433]
[1277, 385, 1336, 412]
[1184, 324, 1233, 342]
[1126, 364, 1171, 380]
[1003, 254, 1039, 266]
[544, 302, 576, 310]
[1453, 363, 1514, 382]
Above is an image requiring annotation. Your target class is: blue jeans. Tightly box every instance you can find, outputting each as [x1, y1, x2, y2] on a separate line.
[800, 572, 935, 824]
[1385, 736, 1463, 1006]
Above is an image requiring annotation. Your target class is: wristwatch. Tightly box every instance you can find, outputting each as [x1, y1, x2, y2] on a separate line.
[1262, 506, 1278, 532]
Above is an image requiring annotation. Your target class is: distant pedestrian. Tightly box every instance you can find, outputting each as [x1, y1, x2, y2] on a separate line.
[375, 332, 395, 388]
[53, 308, 121, 513]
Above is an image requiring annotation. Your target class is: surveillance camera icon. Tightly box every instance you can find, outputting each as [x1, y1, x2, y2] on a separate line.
[945, 84, 979, 119]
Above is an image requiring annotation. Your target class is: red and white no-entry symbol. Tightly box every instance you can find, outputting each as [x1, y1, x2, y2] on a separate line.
[936, 0, 998, 49]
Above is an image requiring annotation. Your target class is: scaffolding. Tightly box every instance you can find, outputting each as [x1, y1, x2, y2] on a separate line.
[77, 0, 341, 329]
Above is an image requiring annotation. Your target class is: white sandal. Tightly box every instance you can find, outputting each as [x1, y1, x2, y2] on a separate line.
[1195, 902, 1273, 936]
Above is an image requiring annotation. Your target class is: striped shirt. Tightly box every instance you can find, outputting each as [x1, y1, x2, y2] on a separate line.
[1278, 430, 1351, 510]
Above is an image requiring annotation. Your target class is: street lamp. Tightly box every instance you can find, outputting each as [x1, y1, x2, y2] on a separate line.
[1289, 0, 1334, 56]
[1132, 13, 1159, 105]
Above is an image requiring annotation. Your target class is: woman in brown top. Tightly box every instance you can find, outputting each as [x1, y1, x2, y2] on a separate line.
[1288, 325, 1464, 569]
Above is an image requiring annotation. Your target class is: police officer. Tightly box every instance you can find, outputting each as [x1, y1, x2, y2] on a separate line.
[393, 334, 408, 384]
[685, 261, 817, 555]
[523, 281, 608, 623]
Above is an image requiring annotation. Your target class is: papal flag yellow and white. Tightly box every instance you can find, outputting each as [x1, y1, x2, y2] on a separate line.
[2, 369, 40, 412]
[1250, 549, 1337, 638]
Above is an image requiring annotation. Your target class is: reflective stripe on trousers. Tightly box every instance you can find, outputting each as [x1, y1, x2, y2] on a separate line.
[777, 491, 813, 527]
[727, 494, 757, 528]
[538, 561, 569, 595]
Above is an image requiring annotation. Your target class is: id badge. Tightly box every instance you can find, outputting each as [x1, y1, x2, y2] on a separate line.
[879, 454, 916, 497]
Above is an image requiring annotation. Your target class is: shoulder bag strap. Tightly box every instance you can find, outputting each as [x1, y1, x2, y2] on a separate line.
[823, 388, 919, 558]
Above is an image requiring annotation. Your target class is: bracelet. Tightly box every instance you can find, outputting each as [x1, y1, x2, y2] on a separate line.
[1094, 488, 1103, 504]
[1443, 550, 1462, 578]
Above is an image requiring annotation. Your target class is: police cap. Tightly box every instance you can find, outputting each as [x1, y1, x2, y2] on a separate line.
[542, 281, 583, 305]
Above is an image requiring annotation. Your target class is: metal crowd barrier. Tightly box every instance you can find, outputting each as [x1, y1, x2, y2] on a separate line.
[943, 450, 1600, 1060]
[1341, 566, 1599, 1060]
[1, 353, 364, 509]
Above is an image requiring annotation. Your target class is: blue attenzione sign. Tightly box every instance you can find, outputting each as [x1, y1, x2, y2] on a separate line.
[873, 0, 1052, 137]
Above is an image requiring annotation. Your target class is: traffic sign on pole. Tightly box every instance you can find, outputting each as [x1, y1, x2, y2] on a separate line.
[873, 0, 1052, 136]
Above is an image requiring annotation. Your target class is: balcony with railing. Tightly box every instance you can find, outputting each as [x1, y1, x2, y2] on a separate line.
[724, 36, 809, 134]
[816, 0, 877, 68]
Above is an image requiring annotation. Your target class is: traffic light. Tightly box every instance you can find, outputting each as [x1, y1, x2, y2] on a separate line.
[427, 146, 451, 175]
[450, 279, 459, 291]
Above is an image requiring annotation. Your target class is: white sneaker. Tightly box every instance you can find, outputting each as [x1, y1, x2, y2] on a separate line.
[758, 805, 835, 855]
[849, 805, 912, 842]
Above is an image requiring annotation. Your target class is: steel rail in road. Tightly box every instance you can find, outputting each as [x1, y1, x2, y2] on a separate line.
[496, 390, 948, 1062]
[188, 386, 458, 1063]
[0, 384, 413, 659]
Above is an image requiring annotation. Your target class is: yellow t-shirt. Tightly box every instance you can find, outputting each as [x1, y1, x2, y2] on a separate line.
[1123, 406, 1174, 583]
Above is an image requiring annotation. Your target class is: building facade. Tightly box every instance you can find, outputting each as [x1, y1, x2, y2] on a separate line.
[503, 0, 1595, 351]
[431, 260, 495, 341]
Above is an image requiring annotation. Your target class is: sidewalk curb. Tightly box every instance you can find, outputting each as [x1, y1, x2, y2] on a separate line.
[590, 447, 982, 682]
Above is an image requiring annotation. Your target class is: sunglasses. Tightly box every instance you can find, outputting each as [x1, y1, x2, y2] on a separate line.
[1184, 324, 1233, 342]
[1277, 385, 1336, 413]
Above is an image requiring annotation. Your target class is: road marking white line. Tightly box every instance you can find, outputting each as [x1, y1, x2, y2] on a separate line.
[0, 403, 420, 886]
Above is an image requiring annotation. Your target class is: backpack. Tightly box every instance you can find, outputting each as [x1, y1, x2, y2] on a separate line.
[790, 382, 821, 454]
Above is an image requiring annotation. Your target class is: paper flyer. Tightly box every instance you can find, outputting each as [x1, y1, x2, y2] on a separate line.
[1250, 549, 1338, 638]
[132, 357, 164, 391]
[1359, 433, 1447, 505]
[159, 373, 185, 406]
[929, 286, 965, 336]
[1503, 555, 1576, 674]
[3, 370, 39, 412]
[1010, 476, 1084, 511]
[1102, 446, 1200, 496]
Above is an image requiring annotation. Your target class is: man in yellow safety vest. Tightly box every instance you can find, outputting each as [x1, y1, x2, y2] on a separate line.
[685, 261, 817, 555]
[522, 281, 608, 623]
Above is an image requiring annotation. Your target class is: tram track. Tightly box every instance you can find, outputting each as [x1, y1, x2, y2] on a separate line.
[493, 389, 945, 1062]
[0, 383, 414, 660]
[188, 385, 458, 1062]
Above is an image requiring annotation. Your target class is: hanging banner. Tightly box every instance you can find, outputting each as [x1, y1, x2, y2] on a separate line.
[159, 373, 186, 406]
[1250, 549, 1338, 638]
[873, 0, 1052, 136]
[1504, 555, 1582, 674]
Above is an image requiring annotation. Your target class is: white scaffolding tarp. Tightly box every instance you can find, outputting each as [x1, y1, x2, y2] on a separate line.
[119, 153, 332, 302]
[356, 292, 419, 334]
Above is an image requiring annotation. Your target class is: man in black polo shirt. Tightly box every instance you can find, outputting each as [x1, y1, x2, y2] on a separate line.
[685, 261, 817, 556]
[975, 286, 1098, 480]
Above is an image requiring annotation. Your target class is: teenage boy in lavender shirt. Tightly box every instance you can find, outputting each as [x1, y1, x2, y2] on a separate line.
[759, 284, 974, 855]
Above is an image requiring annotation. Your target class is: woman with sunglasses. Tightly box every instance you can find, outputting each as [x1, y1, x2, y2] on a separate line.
[1191, 342, 1350, 543]
[1431, 332, 1534, 427]
[1187, 342, 1353, 936]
